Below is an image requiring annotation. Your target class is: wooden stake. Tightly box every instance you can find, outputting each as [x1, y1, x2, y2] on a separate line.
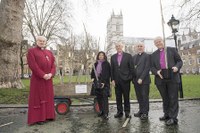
[0, 122, 14, 128]
[122, 118, 131, 128]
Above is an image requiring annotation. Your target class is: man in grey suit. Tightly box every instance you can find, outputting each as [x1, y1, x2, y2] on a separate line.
[151, 37, 183, 126]
[111, 42, 133, 118]
[132, 42, 150, 120]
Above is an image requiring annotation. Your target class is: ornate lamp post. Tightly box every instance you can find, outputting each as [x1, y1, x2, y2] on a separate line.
[167, 15, 183, 98]
[167, 15, 180, 51]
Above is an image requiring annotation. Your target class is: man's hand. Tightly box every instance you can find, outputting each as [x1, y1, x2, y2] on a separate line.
[43, 73, 52, 80]
[157, 70, 163, 79]
[91, 78, 94, 82]
[172, 67, 178, 73]
[101, 83, 105, 88]
[137, 79, 142, 84]
[48, 73, 52, 79]
[43, 74, 49, 80]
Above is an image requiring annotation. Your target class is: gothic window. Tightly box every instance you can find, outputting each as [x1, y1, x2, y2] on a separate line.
[197, 58, 200, 64]
[189, 59, 194, 65]
[197, 49, 200, 54]
[182, 60, 186, 65]
[192, 68, 197, 74]
[186, 68, 190, 74]
[116, 25, 120, 31]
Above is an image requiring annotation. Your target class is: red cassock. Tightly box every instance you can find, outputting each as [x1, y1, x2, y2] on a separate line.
[27, 46, 56, 125]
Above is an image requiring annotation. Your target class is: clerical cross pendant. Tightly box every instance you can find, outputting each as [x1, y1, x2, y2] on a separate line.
[134, 65, 137, 68]
[45, 56, 49, 61]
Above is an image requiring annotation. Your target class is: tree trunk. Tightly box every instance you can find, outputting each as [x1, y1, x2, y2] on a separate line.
[0, 0, 25, 88]
[20, 53, 24, 79]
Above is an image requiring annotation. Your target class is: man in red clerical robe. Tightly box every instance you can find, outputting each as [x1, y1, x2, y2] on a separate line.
[27, 36, 56, 125]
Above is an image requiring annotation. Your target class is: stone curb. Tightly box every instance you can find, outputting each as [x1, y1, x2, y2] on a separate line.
[0, 98, 200, 108]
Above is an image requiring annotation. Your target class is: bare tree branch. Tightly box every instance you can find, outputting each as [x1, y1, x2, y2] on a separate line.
[23, 0, 72, 43]
[172, 0, 200, 30]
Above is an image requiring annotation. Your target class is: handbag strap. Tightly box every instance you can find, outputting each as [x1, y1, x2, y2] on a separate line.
[92, 64, 99, 81]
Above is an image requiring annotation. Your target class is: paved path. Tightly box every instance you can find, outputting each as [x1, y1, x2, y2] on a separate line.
[0, 100, 200, 133]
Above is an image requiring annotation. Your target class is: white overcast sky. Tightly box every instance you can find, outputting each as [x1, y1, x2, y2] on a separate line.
[71, 0, 178, 50]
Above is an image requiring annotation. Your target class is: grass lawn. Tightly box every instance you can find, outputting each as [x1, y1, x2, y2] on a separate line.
[0, 75, 199, 104]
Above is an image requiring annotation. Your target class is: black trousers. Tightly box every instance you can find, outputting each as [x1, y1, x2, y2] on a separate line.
[115, 79, 131, 114]
[134, 83, 149, 114]
[156, 81, 179, 120]
[96, 87, 109, 115]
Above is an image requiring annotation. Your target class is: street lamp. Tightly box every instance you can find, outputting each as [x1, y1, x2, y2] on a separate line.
[167, 15, 180, 51]
[167, 15, 183, 98]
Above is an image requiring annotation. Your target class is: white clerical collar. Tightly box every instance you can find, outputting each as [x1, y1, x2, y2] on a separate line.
[37, 46, 45, 50]
[117, 52, 123, 55]
[159, 48, 164, 51]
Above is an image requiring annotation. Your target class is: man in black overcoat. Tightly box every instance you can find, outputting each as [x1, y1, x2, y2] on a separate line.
[151, 37, 183, 126]
[111, 42, 133, 118]
[132, 42, 151, 120]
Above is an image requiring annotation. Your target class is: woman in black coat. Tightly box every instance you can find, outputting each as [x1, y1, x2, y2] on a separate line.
[91, 51, 111, 120]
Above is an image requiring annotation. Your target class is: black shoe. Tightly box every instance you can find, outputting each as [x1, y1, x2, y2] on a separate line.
[97, 111, 104, 117]
[166, 119, 178, 126]
[114, 112, 123, 118]
[46, 119, 54, 122]
[159, 115, 169, 121]
[134, 112, 141, 117]
[140, 114, 148, 120]
[125, 113, 132, 118]
[36, 121, 45, 125]
[103, 115, 109, 120]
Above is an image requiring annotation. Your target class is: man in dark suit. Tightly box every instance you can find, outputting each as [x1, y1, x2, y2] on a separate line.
[151, 37, 183, 126]
[111, 42, 133, 118]
[132, 42, 150, 120]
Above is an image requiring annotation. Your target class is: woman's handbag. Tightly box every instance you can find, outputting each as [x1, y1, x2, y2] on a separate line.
[94, 80, 103, 89]
[90, 64, 102, 96]
[90, 81, 102, 96]
[90, 82, 96, 96]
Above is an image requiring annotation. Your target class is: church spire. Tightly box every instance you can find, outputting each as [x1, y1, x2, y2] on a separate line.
[112, 9, 115, 16]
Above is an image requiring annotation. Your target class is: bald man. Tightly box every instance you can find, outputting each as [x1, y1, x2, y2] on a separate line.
[132, 42, 150, 120]
[151, 37, 183, 126]
[111, 42, 133, 118]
